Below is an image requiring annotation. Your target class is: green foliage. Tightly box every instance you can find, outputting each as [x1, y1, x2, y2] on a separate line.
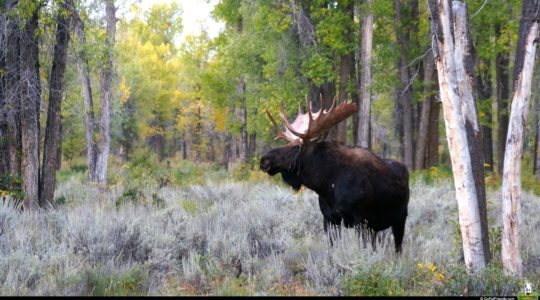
[436, 263, 521, 296]
[55, 195, 67, 206]
[116, 187, 145, 208]
[172, 160, 204, 187]
[343, 260, 525, 297]
[0, 174, 24, 201]
[410, 164, 453, 185]
[123, 148, 162, 186]
[81, 266, 148, 296]
[343, 263, 406, 296]
[152, 192, 166, 209]
[180, 199, 199, 216]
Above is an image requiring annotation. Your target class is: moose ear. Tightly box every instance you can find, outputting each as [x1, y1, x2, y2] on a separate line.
[281, 171, 302, 191]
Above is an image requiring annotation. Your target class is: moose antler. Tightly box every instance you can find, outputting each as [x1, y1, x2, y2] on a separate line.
[267, 95, 358, 143]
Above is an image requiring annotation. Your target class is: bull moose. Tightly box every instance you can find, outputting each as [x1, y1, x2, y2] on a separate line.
[259, 98, 410, 252]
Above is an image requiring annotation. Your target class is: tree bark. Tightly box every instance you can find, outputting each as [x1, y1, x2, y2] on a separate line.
[0, 5, 8, 175]
[337, 53, 352, 144]
[535, 93, 540, 180]
[19, 5, 41, 210]
[5, 3, 21, 177]
[501, 0, 539, 277]
[429, 0, 486, 273]
[248, 132, 256, 160]
[238, 78, 248, 163]
[452, 1, 490, 264]
[427, 92, 440, 167]
[536, 98, 540, 180]
[496, 25, 510, 174]
[73, 10, 97, 182]
[478, 58, 494, 172]
[394, 0, 415, 171]
[336, 1, 354, 145]
[356, 0, 373, 149]
[95, 0, 116, 188]
[291, 0, 336, 128]
[415, 50, 435, 170]
[40, 0, 72, 207]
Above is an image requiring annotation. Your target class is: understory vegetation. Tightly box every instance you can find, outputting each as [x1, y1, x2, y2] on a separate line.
[0, 160, 539, 296]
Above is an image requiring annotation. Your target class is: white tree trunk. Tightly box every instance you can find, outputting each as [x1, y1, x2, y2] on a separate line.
[356, 0, 373, 148]
[95, 0, 116, 188]
[430, 0, 486, 273]
[452, 1, 491, 264]
[73, 11, 97, 182]
[501, 21, 539, 277]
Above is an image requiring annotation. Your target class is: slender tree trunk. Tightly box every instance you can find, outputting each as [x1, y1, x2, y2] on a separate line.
[222, 133, 231, 170]
[207, 133, 216, 162]
[5, 4, 21, 177]
[338, 54, 352, 144]
[336, 1, 354, 145]
[222, 108, 235, 169]
[452, 1, 490, 264]
[182, 133, 187, 160]
[415, 51, 435, 170]
[501, 0, 539, 277]
[496, 25, 510, 174]
[95, 0, 116, 188]
[535, 100, 540, 179]
[56, 121, 62, 171]
[238, 79, 248, 163]
[0, 6, 8, 175]
[535, 95, 540, 180]
[291, 0, 336, 130]
[40, 0, 72, 207]
[248, 132, 256, 160]
[356, 0, 373, 148]
[19, 6, 41, 210]
[478, 59, 494, 172]
[394, 0, 415, 171]
[73, 10, 97, 182]
[427, 92, 440, 167]
[429, 0, 486, 273]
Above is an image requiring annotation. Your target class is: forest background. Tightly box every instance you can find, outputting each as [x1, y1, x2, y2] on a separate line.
[1, 0, 540, 296]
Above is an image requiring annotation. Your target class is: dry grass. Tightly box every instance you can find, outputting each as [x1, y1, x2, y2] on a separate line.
[0, 174, 538, 296]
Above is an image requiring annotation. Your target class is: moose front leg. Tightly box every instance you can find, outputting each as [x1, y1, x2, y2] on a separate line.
[319, 196, 341, 246]
[323, 216, 342, 246]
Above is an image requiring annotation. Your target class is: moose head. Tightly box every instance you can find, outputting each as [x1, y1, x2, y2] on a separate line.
[259, 97, 358, 188]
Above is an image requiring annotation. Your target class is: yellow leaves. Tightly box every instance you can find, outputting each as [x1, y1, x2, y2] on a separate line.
[118, 77, 131, 103]
[479, 111, 485, 118]
[141, 125, 165, 139]
[212, 107, 228, 133]
[0, 190, 11, 198]
[430, 166, 437, 177]
[416, 261, 448, 285]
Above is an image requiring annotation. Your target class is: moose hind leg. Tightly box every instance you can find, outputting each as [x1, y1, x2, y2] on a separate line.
[391, 214, 407, 253]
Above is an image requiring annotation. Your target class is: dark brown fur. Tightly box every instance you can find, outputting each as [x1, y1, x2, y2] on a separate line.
[260, 141, 409, 252]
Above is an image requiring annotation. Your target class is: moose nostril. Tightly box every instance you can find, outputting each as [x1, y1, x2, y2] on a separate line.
[260, 158, 270, 170]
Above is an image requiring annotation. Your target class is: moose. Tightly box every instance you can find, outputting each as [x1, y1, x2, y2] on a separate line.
[259, 98, 410, 252]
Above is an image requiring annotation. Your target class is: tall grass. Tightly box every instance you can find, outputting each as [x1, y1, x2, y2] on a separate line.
[0, 172, 538, 295]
